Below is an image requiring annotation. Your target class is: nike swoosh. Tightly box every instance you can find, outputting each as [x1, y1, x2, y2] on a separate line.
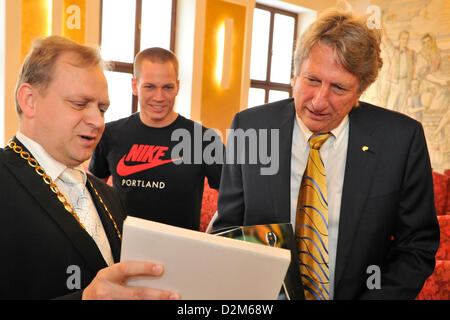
[116, 155, 179, 176]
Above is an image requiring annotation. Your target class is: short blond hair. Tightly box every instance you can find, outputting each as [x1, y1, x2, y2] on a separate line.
[133, 47, 179, 80]
[15, 35, 105, 114]
[293, 10, 383, 93]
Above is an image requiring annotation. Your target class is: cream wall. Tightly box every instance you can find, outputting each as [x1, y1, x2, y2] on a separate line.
[284, 0, 335, 12]
[0, 0, 5, 144]
[3, 0, 21, 145]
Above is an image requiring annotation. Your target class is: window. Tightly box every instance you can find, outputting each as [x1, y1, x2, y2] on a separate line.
[100, 0, 177, 123]
[248, 4, 297, 108]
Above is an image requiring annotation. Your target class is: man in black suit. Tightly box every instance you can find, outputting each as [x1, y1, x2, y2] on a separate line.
[214, 10, 440, 299]
[0, 36, 180, 300]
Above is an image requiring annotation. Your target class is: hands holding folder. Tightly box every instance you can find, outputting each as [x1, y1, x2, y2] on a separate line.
[82, 261, 181, 300]
[81, 217, 291, 300]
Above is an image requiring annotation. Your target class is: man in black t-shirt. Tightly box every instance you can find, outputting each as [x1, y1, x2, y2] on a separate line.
[89, 48, 222, 230]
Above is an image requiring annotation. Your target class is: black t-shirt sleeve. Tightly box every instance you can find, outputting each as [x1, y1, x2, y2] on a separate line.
[89, 128, 111, 179]
[205, 163, 222, 189]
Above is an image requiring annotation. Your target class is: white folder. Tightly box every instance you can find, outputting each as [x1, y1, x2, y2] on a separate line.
[120, 216, 291, 300]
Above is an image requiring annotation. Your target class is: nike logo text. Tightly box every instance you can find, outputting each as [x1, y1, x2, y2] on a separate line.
[116, 144, 179, 176]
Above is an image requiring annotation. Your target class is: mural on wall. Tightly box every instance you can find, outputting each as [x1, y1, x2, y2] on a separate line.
[360, 0, 450, 173]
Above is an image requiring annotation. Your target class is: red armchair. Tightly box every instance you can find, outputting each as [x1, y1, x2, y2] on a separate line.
[200, 179, 219, 232]
[432, 170, 449, 216]
[416, 170, 450, 300]
[416, 214, 450, 300]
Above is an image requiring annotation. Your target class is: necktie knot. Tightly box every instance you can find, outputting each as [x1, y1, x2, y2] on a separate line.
[59, 168, 85, 186]
[309, 133, 332, 150]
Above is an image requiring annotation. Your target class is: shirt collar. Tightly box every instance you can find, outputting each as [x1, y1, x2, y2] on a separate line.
[15, 131, 87, 183]
[295, 114, 349, 150]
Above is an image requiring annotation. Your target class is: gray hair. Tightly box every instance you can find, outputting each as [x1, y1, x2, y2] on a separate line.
[293, 10, 383, 93]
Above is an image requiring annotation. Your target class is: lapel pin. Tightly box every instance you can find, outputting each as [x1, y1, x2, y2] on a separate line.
[362, 146, 369, 152]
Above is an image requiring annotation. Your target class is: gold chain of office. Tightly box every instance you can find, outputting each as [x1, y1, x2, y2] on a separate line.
[7, 140, 122, 240]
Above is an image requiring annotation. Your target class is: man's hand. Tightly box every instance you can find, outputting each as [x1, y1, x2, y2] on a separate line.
[82, 261, 181, 300]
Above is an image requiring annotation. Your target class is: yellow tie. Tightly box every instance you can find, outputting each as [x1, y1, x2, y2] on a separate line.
[296, 133, 331, 300]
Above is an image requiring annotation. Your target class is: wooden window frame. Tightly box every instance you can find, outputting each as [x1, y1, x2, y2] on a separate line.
[100, 0, 178, 114]
[251, 3, 298, 103]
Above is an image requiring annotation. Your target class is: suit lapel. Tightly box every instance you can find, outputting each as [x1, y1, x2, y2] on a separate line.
[268, 101, 296, 223]
[333, 106, 379, 291]
[4, 139, 108, 273]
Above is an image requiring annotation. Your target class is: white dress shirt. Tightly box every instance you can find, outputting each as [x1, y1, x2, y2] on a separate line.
[290, 116, 349, 299]
[16, 131, 114, 266]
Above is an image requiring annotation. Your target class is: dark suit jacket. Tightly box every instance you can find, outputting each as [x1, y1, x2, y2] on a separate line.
[214, 98, 440, 299]
[0, 138, 126, 300]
